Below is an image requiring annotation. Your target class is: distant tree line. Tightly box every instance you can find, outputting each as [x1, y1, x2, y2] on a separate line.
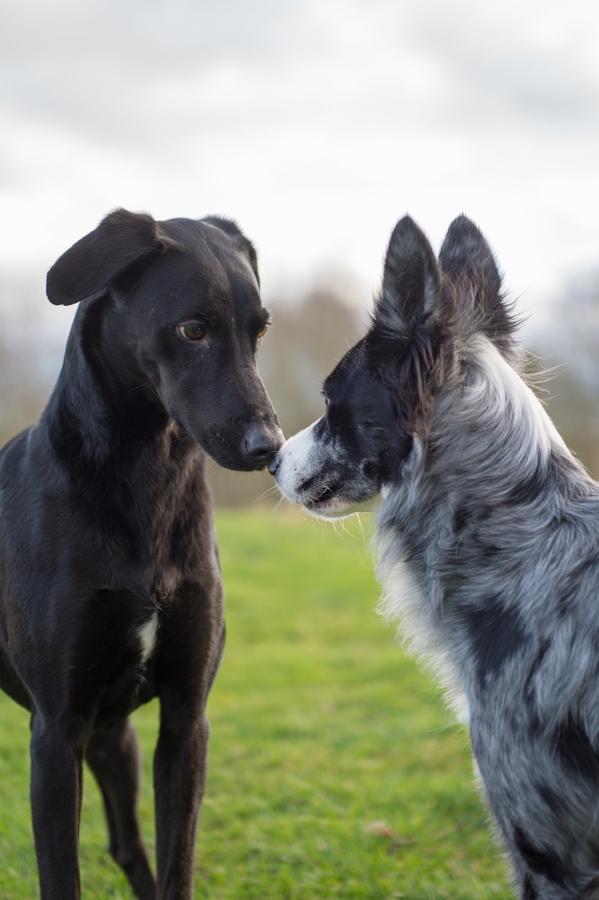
[0, 273, 597, 505]
[537, 270, 599, 476]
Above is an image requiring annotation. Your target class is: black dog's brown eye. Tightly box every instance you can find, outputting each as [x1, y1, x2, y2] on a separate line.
[177, 322, 206, 342]
[257, 324, 268, 341]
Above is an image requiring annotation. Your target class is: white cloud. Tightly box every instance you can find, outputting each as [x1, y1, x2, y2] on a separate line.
[1, 0, 598, 342]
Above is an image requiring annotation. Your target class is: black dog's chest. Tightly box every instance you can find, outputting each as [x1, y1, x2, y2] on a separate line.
[67, 588, 162, 724]
[94, 652, 158, 727]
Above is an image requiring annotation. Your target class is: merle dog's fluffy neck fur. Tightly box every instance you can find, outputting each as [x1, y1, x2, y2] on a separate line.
[378, 337, 599, 898]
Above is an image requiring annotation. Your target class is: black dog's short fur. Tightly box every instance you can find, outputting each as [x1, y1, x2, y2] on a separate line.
[0, 209, 282, 899]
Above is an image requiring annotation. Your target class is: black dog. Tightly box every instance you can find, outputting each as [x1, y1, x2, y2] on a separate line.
[0, 209, 282, 899]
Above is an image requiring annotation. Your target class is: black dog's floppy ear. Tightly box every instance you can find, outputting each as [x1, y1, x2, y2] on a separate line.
[46, 208, 181, 306]
[439, 215, 515, 350]
[375, 215, 441, 334]
[201, 216, 260, 286]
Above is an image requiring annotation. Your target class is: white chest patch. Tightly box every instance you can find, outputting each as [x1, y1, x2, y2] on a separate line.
[376, 531, 468, 723]
[136, 612, 159, 664]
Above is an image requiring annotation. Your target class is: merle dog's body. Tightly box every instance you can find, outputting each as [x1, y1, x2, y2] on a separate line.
[0, 209, 282, 899]
[274, 216, 599, 898]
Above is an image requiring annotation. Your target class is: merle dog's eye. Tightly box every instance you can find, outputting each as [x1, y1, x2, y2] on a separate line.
[177, 322, 207, 342]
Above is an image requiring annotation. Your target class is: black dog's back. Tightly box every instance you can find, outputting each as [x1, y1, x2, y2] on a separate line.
[0, 428, 35, 707]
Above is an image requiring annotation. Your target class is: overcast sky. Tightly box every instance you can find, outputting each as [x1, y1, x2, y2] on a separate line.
[1, 0, 598, 340]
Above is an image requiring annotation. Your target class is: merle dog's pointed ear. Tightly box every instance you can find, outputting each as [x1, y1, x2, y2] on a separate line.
[46, 208, 181, 306]
[439, 215, 515, 348]
[439, 215, 501, 293]
[201, 216, 260, 286]
[375, 216, 441, 333]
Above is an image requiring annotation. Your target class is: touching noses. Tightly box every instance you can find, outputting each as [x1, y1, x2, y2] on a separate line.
[243, 422, 284, 469]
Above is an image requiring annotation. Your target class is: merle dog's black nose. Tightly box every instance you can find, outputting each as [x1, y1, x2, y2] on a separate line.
[243, 424, 283, 469]
[268, 454, 281, 477]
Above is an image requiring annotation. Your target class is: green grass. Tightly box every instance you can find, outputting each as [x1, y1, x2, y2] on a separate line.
[0, 511, 510, 898]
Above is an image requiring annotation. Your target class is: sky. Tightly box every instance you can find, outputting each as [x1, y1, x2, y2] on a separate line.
[1, 0, 599, 342]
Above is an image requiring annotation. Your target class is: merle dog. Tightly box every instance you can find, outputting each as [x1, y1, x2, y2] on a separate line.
[272, 215, 599, 898]
[0, 209, 282, 899]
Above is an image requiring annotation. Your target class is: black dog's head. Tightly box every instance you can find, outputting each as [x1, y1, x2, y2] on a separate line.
[272, 214, 514, 515]
[46, 209, 283, 471]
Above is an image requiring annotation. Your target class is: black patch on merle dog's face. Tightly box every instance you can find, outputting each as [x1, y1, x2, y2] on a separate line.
[282, 338, 415, 515]
[319, 339, 411, 490]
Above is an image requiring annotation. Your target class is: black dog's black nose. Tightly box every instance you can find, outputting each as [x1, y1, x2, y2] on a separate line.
[243, 424, 283, 469]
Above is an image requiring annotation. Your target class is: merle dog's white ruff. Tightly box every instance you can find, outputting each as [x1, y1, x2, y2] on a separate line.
[275, 215, 599, 899]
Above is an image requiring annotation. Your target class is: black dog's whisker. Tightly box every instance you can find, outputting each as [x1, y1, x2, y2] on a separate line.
[255, 483, 280, 502]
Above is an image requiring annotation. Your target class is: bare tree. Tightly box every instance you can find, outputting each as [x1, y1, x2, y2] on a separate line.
[533, 270, 599, 478]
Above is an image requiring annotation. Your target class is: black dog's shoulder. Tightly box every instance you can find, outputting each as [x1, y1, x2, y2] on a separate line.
[0, 426, 32, 473]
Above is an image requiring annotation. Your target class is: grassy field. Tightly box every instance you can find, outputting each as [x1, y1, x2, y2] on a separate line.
[0, 510, 510, 899]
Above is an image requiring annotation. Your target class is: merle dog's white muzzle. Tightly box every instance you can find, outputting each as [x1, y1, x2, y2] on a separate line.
[274, 421, 379, 519]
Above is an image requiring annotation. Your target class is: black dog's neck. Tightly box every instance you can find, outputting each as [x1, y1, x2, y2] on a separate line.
[45, 299, 195, 474]
[39, 300, 210, 579]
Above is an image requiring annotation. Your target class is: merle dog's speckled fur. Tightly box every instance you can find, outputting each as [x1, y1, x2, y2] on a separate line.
[0, 209, 281, 900]
[275, 215, 599, 899]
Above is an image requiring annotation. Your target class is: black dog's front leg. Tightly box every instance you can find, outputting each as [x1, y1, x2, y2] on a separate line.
[154, 702, 210, 899]
[30, 717, 84, 900]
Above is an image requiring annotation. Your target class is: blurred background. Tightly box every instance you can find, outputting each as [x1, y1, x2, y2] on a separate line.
[1, 3, 599, 897]
[1, 0, 598, 497]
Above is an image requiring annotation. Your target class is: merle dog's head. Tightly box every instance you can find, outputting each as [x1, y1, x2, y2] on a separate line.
[46, 208, 283, 471]
[272, 214, 515, 516]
